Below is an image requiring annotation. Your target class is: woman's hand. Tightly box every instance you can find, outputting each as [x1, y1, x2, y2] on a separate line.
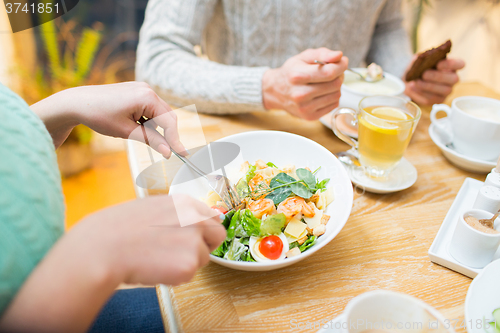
[31, 82, 185, 158]
[0, 194, 225, 333]
[404, 57, 465, 106]
[77, 194, 226, 286]
[262, 48, 348, 121]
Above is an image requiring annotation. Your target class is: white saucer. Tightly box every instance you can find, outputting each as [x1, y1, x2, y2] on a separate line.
[428, 120, 497, 174]
[341, 151, 418, 194]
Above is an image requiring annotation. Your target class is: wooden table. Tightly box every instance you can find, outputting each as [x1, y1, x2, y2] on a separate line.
[126, 82, 500, 333]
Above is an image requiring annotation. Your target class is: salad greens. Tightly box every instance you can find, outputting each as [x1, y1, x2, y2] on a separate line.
[288, 236, 317, 252]
[248, 167, 330, 205]
[264, 168, 329, 204]
[299, 235, 317, 252]
[266, 173, 294, 204]
[245, 165, 257, 183]
[211, 161, 330, 262]
[213, 211, 258, 262]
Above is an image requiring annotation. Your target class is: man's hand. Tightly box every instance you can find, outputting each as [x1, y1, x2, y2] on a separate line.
[262, 48, 349, 120]
[404, 57, 465, 106]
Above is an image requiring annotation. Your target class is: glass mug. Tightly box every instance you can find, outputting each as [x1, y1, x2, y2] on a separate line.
[332, 95, 421, 178]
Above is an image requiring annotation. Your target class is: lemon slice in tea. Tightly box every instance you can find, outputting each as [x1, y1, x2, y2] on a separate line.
[371, 107, 409, 121]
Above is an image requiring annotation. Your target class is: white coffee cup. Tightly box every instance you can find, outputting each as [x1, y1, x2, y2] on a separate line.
[342, 290, 452, 333]
[448, 209, 500, 268]
[430, 96, 500, 161]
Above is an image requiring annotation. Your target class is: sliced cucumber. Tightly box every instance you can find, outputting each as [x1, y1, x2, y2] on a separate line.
[493, 308, 500, 327]
[488, 322, 500, 333]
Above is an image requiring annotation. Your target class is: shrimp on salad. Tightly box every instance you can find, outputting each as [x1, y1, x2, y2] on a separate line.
[248, 198, 276, 219]
[209, 160, 335, 263]
[277, 197, 315, 222]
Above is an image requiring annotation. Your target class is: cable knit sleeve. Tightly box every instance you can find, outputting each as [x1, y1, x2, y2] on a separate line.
[135, 0, 269, 114]
[365, 0, 413, 79]
[0, 84, 64, 314]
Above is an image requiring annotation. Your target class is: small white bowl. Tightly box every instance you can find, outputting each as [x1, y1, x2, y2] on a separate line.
[340, 68, 406, 110]
[465, 259, 500, 333]
[448, 209, 500, 268]
[169, 131, 353, 271]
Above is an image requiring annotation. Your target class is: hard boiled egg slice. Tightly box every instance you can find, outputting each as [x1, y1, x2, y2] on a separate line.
[249, 233, 289, 262]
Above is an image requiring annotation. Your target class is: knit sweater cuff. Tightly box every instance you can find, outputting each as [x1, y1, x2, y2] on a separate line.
[231, 66, 270, 111]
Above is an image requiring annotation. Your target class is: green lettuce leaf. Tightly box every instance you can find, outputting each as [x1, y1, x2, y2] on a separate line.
[245, 165, 257, 183]
[211, 240, 229, 258]
[240, 250, 256, 262]
[240, 209, 261, 237]
[224, 238, 248, 261]
[222, 210, 235, 229]
[299, 235, 317, 252]
[226, 210, 240, 240]
[316, 178, 330, 192]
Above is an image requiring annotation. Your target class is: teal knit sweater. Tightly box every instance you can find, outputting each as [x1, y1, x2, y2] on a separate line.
[0, 84, 65, 314]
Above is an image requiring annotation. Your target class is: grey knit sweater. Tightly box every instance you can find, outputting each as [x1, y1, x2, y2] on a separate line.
[136, 0, 412, 114]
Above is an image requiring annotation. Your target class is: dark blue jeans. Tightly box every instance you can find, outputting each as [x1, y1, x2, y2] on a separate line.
[88, 288, 164, 333]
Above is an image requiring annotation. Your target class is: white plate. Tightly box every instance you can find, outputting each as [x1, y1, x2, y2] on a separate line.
[169, 130, 354, 271]
[429, 121, 497, 174]
[428, 177, 500, 278]
[340, 150, 417, 194]
[465, 259, 500, 333]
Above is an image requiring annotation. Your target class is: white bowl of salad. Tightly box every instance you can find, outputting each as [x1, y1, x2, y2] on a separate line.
[169, 130, 353, 271]
[465, 259, 500, 333]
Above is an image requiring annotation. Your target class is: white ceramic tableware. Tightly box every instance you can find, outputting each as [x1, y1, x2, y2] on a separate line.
[472, 186, 500, 213]
[344, 155, 417, 194]
[169, 131, 354, 271]
[340, 69, 406, 109]
[342, 290, 452, 333]
[449, 209, 500, 268]
[428, 121, 496, 173]
[465, 259, 500, 333]
[431, 96, 500, 161]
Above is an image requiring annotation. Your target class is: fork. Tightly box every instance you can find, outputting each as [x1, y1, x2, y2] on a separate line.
[138, 116, 243, 212]
[170, 147, 243, 210]
[170, 149, 244, 212]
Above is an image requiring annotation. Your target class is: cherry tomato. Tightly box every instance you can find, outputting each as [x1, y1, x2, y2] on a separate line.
[259, 235, 283, 260]
[211, 205, 228, 214]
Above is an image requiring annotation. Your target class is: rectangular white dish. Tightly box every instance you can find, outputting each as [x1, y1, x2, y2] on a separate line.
[428, 177, 500, 278]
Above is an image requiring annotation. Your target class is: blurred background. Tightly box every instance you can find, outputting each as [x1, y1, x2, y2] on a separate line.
[0, 0, 499, 228]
